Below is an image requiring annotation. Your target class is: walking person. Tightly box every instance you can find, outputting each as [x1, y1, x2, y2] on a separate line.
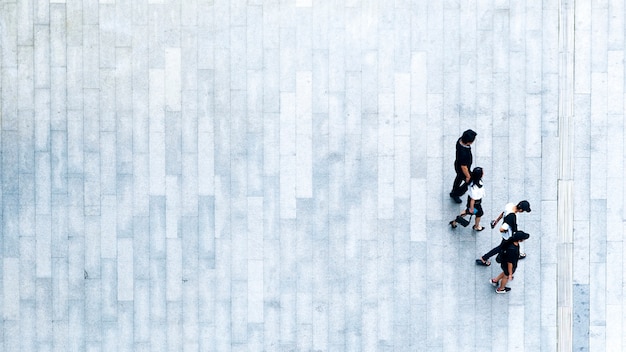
[490, 231, 530, 293]
[476, 200, 531, 266]
[489, 200, 532, 229]
[449, 167, 486, 231]
[449, 129, 477, 203]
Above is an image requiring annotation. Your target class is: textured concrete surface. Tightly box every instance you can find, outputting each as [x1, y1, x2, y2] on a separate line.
[0, 0, 623, 351]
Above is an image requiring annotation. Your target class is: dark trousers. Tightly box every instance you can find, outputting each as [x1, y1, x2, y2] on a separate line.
[450, 170, 468, 197]
[482, 238, 506, 261]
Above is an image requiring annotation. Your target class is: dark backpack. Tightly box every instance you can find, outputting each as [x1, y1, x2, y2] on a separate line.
[495, 243, 515, 263]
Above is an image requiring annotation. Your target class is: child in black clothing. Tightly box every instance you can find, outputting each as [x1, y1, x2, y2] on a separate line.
[490, 231, 530, 293]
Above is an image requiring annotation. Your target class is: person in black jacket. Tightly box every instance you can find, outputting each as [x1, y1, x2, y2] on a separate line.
[490, 231, 530, 293]
[449, 129, 477, 203]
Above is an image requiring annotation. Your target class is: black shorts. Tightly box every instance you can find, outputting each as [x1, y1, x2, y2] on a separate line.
[465, 201, 484, 217]
[501, 262, 517, 276]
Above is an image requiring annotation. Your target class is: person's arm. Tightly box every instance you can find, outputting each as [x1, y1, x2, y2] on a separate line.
[507, 262, 514, 280]
[460, 165, 470, 182]
[491, 211, 504, 228]
[468, 198, 475, 214]
[500, 213, 514, 233]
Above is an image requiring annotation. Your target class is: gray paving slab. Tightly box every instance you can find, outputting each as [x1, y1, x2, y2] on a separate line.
[98, 72, 116, 132]
[133, 279, 150, 343]
[17, 50, 35, 114]
[68, 301, 85, 351]
[53, 318, 69, 351]
[117, 301, 134, 352]
[117, 238, 134, 301]
[101, 259, 118, 322]
[132, 154, 150, 215]
[149, 196, 166, 258]
[165, 176, 181, 239]
[52, 257, 68, 322]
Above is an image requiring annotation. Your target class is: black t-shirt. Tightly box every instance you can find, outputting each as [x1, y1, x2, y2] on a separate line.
[501, 242, 520, 267]
[455, 138, 472, 170]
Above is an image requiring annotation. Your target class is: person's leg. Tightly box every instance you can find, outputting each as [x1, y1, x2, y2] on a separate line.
[497, 276, 509, 291]
[496, 267, 510, 292]
[481, 243, 501, 261]
[491, 272, 504, 285]
[480, 237, 507, 261]
[473, 205, 484, 230]
[473, 216, 483, 230]
[450, 171, 465, 202]
[450, 172, 463, 195]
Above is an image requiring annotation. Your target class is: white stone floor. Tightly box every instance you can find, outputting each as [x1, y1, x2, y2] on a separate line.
[0, 0, 624, 351]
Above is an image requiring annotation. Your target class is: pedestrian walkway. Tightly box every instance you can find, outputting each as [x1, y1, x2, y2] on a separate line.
[0, 0, 622, 351]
